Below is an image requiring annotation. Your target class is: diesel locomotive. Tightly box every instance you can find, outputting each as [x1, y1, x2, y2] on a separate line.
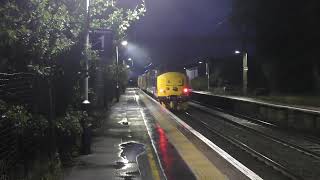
[138, 70, 190, 110]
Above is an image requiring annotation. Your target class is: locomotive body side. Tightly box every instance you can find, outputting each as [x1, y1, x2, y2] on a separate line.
[146, 70, 157, 95]
[138, 74, 147, 91]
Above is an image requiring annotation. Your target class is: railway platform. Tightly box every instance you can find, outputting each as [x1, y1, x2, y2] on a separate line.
[63, 88, 261, 180]
[193, 90, 320, 112]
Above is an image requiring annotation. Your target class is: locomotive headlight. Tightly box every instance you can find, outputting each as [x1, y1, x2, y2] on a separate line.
[159, 89, 164, 93]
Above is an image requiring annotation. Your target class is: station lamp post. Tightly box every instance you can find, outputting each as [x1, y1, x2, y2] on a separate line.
[128, 58, 133, 67]
[198, 60, 210, 91]
[234, 50, 248, 95]
[83, 0, 91, 105]
[116, 40, 128, 88]
[206, 62, 210, 91]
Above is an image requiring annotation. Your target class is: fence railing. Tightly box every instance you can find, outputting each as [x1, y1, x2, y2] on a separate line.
[0, 72, 35, 177]
[0, 73, 34, 106]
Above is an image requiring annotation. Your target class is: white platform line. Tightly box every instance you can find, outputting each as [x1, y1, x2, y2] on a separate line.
[140, 90, 263, 180]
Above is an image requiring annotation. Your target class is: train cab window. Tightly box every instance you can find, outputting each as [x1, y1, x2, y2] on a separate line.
[178, 79, 184, 86]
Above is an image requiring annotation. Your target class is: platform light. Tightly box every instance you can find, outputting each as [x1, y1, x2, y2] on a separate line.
[234, 50, 241, 54]
[198, 61, 203, 64]
[121, 40, 128, 46]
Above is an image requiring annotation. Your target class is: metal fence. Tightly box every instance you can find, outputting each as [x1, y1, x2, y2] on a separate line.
[0, 73, 34, 106]
[0, 72, 35, 177]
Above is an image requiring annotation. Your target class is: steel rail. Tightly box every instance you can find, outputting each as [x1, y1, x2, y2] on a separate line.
[183, 112, 302, 180]
[190, 102, 320, 160]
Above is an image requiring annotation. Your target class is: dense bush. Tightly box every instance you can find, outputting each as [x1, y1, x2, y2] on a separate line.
[3, 105, 32, 133]
[55, 108, 88, 163]
[1, 103, 48, 135]
[55, 109, 84, 137]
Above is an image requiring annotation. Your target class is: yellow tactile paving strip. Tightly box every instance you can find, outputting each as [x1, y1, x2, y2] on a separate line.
[146, 146, 161, 180]
[140, 93, 229, 180]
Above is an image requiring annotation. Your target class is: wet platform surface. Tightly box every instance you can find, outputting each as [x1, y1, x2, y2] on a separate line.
[64, 88, 260, 180]
[63, 88, 194, 180]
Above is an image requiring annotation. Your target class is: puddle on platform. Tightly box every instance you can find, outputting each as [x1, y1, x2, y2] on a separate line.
[115, 141, 146, 179]
[119, 141, 145, 163]
[118, 170, 140, 180]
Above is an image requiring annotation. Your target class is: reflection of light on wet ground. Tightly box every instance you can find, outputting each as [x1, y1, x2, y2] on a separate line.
[126, 107, 140, 111]
[118, 141, 146, 170]
[156, 124, 174, 174]
[122, 158, 129, 164]
[120, 157, 135, 171]
[136, 92, 196, 180]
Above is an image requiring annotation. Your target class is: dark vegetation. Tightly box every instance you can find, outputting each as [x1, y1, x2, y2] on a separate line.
[231, 0, 320, 94]
[192, 0, 320, 95]
[0, 0, 145, 179]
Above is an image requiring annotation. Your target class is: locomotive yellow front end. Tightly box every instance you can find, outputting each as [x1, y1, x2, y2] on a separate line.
[157, 72, 190, 110]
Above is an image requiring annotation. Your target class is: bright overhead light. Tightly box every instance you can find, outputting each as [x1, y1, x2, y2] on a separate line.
[121, 40, 128, 46]
[128, 58, 132, 61]
[235, 50, 241, 54]
[198, 61, 203, 64]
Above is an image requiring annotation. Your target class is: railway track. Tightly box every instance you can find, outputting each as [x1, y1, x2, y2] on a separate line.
[174, 103, 320, 180]
[190, 102, 320, 159]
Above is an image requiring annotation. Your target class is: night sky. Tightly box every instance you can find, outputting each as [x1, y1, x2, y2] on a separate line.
[124, 0, 242, 69]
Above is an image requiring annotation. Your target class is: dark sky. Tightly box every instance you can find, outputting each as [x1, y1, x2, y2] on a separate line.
[139, 0, 232, 37]
[124, 0, 243, 69]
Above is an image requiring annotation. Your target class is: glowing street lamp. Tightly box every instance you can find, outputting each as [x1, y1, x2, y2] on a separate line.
[121, 40, 128, 46]
[116, 40, 128, 66]
[234, 49, 248, 95]
[198, 60, 210, 90]
[128, 58, 133, 66]
[235, 50, 241, 54]
[116, 40, 128, 89]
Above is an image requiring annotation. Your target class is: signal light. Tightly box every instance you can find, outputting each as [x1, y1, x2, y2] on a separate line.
[183, 88, 188, 93]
